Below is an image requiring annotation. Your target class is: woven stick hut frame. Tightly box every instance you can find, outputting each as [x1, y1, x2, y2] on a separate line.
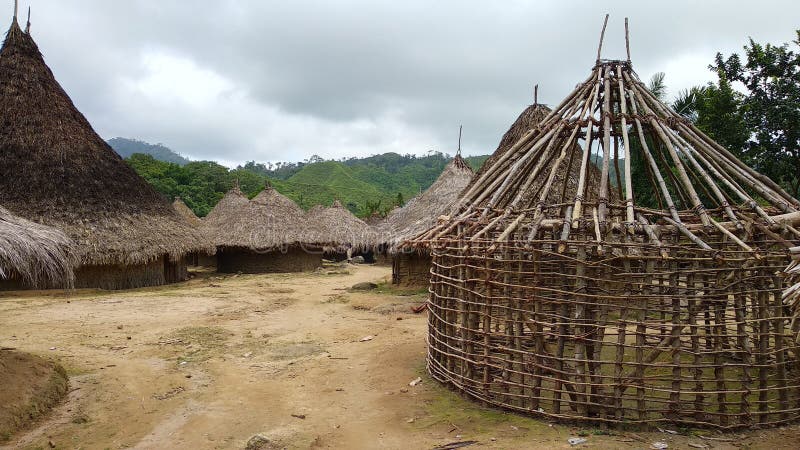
[410, 17, 800, 428]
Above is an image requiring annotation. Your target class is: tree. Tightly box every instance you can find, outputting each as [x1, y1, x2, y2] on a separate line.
[648, 72, 667, 100]
[395, 192, 405, 207]
[711, 31, 800, 196]
[672, 76, 749, 157]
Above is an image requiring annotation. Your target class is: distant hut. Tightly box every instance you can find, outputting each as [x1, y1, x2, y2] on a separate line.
[464, 102, 551, 193]
[365, 212, 391, 265]
[381, 154, 474, 285]
[0, 16, 210, 289]
[203, 184, 321, 273]
[172, 197, 214, 267]
[364, 211, 384, 227]
[307, 200, 377, 261]
[0, 206, 75, 289]
[172, 197, 203, 228]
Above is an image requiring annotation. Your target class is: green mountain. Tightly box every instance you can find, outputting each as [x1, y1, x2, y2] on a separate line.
[273, 161, 393, 211]
[109, 137, 191, 165]
[123, 140, 490, 218]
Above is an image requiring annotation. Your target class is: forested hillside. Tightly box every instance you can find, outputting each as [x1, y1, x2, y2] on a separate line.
[124, 149, 489, 218]
[109, 137, 191, 165]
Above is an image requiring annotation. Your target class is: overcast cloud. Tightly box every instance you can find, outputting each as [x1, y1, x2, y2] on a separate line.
[4, 1, 799, 166]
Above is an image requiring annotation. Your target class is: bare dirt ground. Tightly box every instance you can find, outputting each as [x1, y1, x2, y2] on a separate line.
[1, 264, 799, 449]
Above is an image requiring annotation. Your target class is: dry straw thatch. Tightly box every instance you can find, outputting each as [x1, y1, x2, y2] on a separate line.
[0, 18, 211, 271]
[0, 206, 75, 288]
[203, 184, 316, 251]
[466, 103, 551, 191]
[380, 154, 474, 252]
[413, 18, 800, 428]
[172, 197, 203, 228]
[306, 200, 377, 252]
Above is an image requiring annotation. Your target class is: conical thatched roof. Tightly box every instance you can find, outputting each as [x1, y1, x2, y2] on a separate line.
[307, 200, 377, 251]
[468, 103, 551, 188]
[0, 19, 211, 266]
[252, 184, 304, 215]
[0, 206, 75, 288]
[172, 197, 202, 227]
[381, 154, 474, 251]
[364, 212, 385, 227]
[414, 57, 800, 248]
[203, 185, 315, 250]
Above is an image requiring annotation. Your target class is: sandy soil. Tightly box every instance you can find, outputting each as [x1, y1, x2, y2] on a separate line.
[1, 264, 799, 450]
[0, 350, 68, 441]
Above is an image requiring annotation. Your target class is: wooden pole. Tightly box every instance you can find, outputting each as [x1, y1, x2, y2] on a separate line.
[597, 65, 613, 225]
[572, 68, 603, 226]
[616, 66, 635, 227]
[457, 125, 462, 156]
[625, 18, 631, 62]
[13, 0, 18, 20]
[534, 84, 539, 105]
[596, 14, 609, 63]
[25, 6, 30, 33]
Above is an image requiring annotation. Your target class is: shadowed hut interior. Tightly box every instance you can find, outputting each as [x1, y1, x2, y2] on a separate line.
[0, 15, 210, 290]
[203, 184, 322, 273]
[0, 206, 75, 290]
[380, 153, 474, 286]
[411, 17, 800, 428]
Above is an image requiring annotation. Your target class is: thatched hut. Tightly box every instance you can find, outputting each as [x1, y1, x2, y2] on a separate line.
[364, 212, 385, 227]
[307, 200, 377, 261]
[411, 29, 800, 428]
[203, 185, 321, 273]
[172, 197, 215, 267]
[381, 154, 474, 286]
[367, 212, 393, 265]
[0, 17, 210, 289]
[172, 197, 203, 228]
[0, 206, 75, 289]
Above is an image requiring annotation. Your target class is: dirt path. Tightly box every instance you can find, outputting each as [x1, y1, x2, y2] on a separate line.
[1, 265, 799, 449]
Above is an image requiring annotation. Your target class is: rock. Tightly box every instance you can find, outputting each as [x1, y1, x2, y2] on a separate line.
[350, 256, 366, 264]
[568, 437, 587, 446]
[351, 282, 378, 291]
[409, 377, 422, 387]
[245, 434, 276, 450]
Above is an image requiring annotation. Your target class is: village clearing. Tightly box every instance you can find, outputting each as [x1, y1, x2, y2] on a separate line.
[2, 265, 800, 450]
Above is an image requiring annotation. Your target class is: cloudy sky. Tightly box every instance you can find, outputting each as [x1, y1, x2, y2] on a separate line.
[4, 1, 799, 166]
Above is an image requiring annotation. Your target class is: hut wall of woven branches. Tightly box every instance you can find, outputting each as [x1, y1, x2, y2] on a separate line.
[307, 201, 377, 261]
[0, 17, 210, 290]
[217, 246, 321, 273]
[381, 154, 475, 286]
[203, 184, 322, 273]
[411, 22, 800, 429]
[0, 206, 75, 290]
